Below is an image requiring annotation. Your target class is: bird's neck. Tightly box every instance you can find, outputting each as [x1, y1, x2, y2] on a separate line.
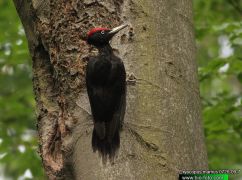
[98, 44, 113, 56]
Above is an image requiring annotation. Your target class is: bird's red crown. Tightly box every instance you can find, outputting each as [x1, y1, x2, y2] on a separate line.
[87, 27, 110, 37]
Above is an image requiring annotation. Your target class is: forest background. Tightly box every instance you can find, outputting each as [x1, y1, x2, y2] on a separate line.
[0, 0, 241, 179]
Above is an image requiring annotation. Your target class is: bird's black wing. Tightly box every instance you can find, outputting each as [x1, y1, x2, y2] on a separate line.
[86, 57, 106, 139]
[106, 59, 126, 143]
[86, 56, 126, 157]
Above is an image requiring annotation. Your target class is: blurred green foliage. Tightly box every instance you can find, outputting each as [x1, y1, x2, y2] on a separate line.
[0, 0, 241, 179]
[0, 0, 44, 179]
[194, 0, 242, 179]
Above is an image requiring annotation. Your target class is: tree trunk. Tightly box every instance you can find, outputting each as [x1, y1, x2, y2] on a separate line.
[13, 0, 208, 179]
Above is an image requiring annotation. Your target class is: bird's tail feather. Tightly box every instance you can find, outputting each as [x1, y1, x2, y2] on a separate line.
[92, 127, 120, 160]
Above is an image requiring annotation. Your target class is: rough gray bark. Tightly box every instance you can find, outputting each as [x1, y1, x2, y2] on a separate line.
[13, 0, 208, 179]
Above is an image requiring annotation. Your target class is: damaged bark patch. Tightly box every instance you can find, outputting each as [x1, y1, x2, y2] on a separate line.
[33, 42, 67, 178]
[24, 0, 125, 178]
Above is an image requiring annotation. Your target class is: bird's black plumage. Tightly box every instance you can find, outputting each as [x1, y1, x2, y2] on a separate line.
[86, 25, 127, 159]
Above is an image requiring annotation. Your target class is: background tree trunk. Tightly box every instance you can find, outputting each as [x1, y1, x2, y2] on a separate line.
[13, 0, 208, 179]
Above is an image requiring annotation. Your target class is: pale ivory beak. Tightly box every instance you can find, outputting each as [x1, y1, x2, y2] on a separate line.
[109, 24, 128, 35]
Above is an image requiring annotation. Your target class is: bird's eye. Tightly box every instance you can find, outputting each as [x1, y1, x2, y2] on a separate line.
[101, 30, 105, 34]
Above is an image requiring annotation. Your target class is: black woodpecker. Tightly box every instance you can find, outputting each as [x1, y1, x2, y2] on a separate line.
[85, 24, 128, 158]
